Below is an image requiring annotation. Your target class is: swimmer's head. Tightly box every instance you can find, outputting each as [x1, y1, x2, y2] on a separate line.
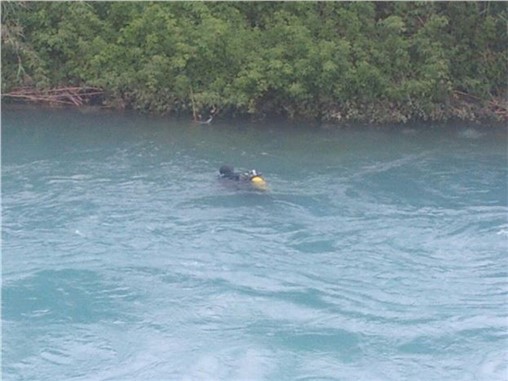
[219, 165, 234, 176]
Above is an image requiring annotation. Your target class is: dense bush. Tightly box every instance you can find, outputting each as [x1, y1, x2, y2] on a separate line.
[2, 2, 506, 123]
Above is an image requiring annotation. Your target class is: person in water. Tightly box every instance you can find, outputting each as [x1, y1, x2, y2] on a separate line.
[219, 165, 248, 181]
[219, 165, 267, 190]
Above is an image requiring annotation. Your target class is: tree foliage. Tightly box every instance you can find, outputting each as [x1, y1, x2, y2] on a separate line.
[2, 1, 506, 123]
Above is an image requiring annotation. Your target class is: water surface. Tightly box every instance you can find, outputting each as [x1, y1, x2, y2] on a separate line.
[2, 106, 507, 380]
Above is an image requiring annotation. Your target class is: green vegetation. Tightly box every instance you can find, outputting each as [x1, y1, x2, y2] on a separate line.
[2, 1, 507, 124]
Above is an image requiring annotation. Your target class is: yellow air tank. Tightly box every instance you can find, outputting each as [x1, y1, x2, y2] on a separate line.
[250, 175, 267, 191]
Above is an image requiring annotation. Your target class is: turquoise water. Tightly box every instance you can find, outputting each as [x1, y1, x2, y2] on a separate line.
[2, 106, 507, 381]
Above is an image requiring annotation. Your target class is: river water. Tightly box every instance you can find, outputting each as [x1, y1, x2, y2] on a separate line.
[2, 106, 507, 381]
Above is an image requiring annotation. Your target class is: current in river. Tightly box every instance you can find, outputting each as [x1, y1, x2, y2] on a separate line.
[2, 105, 507, 380]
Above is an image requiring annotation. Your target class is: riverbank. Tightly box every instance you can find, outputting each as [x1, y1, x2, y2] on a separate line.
[2, 87, 506, 126]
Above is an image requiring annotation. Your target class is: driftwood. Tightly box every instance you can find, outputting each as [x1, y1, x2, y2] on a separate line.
[453, 90, 508, 121]
[2, 86, 104, 106]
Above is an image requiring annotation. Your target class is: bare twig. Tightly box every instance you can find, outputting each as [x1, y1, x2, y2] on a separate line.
[2, 86, 103, 106]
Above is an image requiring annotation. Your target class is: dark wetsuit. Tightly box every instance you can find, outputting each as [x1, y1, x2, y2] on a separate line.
[219, 165, 257, 182]
[219, 165, 241, 180]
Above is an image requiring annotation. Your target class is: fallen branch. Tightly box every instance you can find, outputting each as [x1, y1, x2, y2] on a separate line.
[44, 86, 102, 93]
[453, 90, 483, 101]
[2, 86, 104, 106]
[2, 93, 76, 105]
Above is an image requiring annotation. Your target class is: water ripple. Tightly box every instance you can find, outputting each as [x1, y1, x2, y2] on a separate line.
[2, 108, 507, 381]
